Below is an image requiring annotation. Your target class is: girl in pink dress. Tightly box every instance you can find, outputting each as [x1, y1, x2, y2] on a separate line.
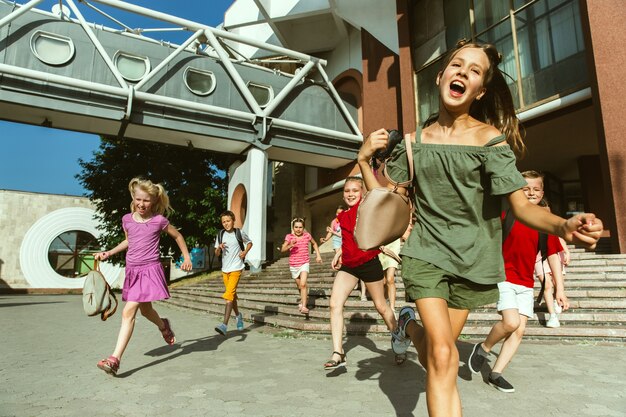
[94, 177, 192, 376]
[281, 218, 322, 314]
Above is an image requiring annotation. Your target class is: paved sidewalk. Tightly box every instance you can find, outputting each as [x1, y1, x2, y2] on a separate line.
[1, 295, 624, 417]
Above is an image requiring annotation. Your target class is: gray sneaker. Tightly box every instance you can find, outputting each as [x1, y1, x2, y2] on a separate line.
[391, 306, 416, 354]
[214, 323, 227, 336]
[488, 374, 515, 393]
[468, 343, 487, 374]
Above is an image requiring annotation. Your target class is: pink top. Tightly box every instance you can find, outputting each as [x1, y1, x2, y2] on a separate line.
[284, 232, 312, 267]
[122, 213, 169, 266]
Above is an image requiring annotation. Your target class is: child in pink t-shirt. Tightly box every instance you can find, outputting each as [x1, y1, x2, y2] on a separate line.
[281, 217, 322, 314]
[94, 177, 192, 376]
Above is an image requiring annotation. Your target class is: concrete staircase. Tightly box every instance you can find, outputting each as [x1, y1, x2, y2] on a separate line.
[164, 247, 626, 342]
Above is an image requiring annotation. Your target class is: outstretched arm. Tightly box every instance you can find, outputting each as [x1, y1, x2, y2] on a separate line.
[311, 238, 323, 263]
[166, 224, 192, 271]
[507, 190, 603, 249]
[94, 232, 129, 260]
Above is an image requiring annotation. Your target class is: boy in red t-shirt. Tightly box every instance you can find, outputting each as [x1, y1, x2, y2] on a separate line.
[468, 171, 568, 393]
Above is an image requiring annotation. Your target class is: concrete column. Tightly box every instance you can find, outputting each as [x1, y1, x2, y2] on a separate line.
[580, 0, 626, 253]
[228, 147, 268, 271]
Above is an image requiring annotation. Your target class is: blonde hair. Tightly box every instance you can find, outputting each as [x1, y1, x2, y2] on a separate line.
[290, 217, 305, 234]
[128, 177, 172, 216]
[344, 176, 364, 188]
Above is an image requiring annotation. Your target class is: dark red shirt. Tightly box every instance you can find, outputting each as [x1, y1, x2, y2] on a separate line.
[338, 199, 380, 268]
[502, 212, 563, 288]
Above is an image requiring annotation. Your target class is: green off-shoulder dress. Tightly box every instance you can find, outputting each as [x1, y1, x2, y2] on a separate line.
[385, 126, 527, 286]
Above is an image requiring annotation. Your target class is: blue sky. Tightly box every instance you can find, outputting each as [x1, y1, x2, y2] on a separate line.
[0, 0, 235, 196]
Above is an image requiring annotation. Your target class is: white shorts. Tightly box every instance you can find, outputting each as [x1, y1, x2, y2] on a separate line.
[289, 263, 309, 279]
[496, 281, 534, 318]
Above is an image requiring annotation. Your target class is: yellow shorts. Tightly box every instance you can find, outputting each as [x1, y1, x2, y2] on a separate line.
[221, 270, 242, 301]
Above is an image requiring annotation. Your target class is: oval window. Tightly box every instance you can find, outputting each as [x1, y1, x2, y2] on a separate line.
[114, 51, 150, 82]
[30, 31, 75, 66]
[246, 82, 274, 108]
[184, 67, 216, 96]
[48, 230, 99, 278]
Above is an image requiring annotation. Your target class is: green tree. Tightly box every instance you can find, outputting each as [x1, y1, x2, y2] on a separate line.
[77, 137, 235, 265]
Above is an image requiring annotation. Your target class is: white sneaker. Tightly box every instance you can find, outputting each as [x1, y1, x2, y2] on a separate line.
[553, 300, 563, 314]
[546, 314, 560, 328]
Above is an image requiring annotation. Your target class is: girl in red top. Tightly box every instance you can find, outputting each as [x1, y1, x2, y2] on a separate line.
[324, 176, 402, 369]
[281, 218, 322, 314]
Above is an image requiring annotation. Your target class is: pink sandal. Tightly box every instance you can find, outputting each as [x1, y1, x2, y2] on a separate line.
[97, 355, 120, 376]
[160, 318, 176, 345]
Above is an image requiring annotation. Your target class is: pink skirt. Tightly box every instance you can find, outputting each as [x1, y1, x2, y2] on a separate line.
[123, 262, 170, 302]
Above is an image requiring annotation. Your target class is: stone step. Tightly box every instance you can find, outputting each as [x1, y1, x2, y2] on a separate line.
[169, 290, 626, 317]
[161, 298, 626, 342]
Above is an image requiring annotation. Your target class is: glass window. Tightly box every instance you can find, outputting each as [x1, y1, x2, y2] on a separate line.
[443, 0, 471, 49]
[184, 67, 216, 96]
[114, 51, 150, 82]
[30, 31, 75, 66]
[415, 59, 442, 126]
[247, 82, 274, 108]
[48, 231, 99, 278]
[473, 0, 510, 33]
[476, 20, 521, 108]
[514, 0, 586, 106]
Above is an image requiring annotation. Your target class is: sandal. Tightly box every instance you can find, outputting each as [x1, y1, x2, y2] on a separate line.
[324, 351, 346, 370]
[160, 318, 176, 345]
[97, 355, 120, 376]
[300, 305, 310, 314]
[395, 353, 407, 365]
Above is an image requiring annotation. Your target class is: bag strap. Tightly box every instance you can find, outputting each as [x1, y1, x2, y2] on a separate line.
[378, 245, 402, 264]
[235, 228, 245, 252]
[502, 209, 515, 243]
[382, 133, 414, 188]
[94, 259, 118, 321]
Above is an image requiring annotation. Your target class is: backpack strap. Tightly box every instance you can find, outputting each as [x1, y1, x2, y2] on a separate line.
[502, 209, 515, 243]
[94, 260, 118, 321]
[218, 229, 225, 245]
[235, 228, 245, 252]
[382, 133, 414, 189]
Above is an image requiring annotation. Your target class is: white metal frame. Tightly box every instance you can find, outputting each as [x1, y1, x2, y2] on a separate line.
[0, 0, 363, 143]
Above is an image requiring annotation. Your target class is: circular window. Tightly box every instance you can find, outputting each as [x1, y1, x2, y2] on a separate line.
[48, 230, 99, 278]
[30, 31, 75, 66]
[231, 183, 247, 227]
[246, 82, 274, 108]
[20, 207, 121, 288]
[114, 51, 150, 82]
[184, 67, 216, 96]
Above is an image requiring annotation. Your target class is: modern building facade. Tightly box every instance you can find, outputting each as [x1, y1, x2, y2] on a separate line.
[226, 0, 626, 255]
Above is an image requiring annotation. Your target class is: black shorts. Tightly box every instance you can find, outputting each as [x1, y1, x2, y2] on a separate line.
[339, 256, 384, 283]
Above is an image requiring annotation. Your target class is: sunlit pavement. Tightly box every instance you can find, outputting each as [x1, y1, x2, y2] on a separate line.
[1, 295, 624, 417]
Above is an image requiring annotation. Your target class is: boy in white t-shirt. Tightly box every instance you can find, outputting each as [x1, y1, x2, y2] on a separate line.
[214, 210, 252, 336]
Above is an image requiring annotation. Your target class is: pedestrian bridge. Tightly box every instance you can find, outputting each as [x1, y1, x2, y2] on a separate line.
[0, 0, 361, 168]
[0, 0, 364, 272]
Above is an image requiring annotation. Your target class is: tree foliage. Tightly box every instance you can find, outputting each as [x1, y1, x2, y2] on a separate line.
[77, 137, 236, 264]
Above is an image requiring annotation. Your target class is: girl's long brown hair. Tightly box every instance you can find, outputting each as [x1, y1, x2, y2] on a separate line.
[424, 39, 526, 158]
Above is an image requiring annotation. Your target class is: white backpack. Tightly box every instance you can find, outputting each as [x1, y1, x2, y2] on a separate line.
[82, 263, 117, 321]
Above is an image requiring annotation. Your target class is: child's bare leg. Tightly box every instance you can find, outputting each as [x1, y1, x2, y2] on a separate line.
[298, 271, 309, 309]
[360, 279, 367, 300]
[385, 268, 397, 312]
[415, 297, 462, 417]
[482, 309, 521, 353]
[231, 298, 240, 317]
[112, 301, 141, 360]
[328, 271, 357, 361]
[491, 315, 528, 374]
[543, 274, 555, 315]
[223, 300, 234, 325]
[365, 279, 396, 330]
[139, 302, 164, 328]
